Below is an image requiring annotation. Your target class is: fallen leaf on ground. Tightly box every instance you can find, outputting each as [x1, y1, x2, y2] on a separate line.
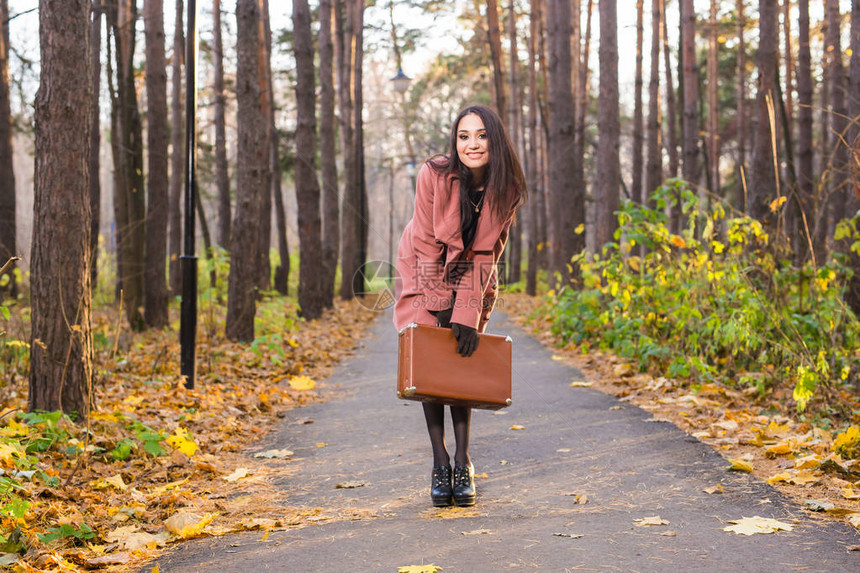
[723, 516, 793, 535]
[85, 553, 131, 567]
[849, 514, 860, 529]
[398, 566, 441, 573]
[660, 531, 677, 537]
[842, 488, 860, 500]
[510, 425, 525, 430]
[634, 516, 669, 526]
[727, 459, 753, 473]
[315, 442, 328, 448]
[253, 448, 294, 459]
[288, 375, 316, 391]
[222, 467, 251, 482]
[164, 512, 217, 539]
[766, 472, 791, 485]
[462, 529, 494, 535]
[91, 473, 128, 491]
[241, 518, 280, 530]
[556, 448, 571, 453]
[703, 484, 724, 494]
[569, 381, 592, 388]
[166, 427, 198, 457]
[553, 532, 583, 538]
[335, 481, 366, 489]
[119, 531, 169, 552]
[804, 499, 835, 512]
[787, 470, 820, 486]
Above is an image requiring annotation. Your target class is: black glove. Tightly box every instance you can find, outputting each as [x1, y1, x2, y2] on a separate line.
[433, 307, 453, 328]
[451, 322, 479, 357]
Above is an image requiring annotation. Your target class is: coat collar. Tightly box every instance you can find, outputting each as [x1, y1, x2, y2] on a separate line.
[434, 174, 503, 253]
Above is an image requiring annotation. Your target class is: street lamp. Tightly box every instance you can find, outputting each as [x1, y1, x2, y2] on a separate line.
[391, 67, 412, 94]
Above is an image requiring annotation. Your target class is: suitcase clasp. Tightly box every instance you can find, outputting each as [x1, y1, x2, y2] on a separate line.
[403, 386, 417, 397]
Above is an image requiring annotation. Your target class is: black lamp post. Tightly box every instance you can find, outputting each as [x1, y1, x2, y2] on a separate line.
[180, 0, 199, 389]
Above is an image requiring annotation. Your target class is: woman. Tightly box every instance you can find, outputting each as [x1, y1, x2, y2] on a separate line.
[393, 104, 527, 507]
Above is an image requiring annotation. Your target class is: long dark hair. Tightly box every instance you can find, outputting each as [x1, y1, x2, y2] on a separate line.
[427, 105, 527, 226]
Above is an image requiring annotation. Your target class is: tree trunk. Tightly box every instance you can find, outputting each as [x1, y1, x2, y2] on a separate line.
[293, 0, 325, 320]
[574, 0, 593, 185]
[337, 0, 356, 300]
[706, 0, 719, 196]
[645, 0, 663, 198]
[255, 0, 272, 292]
[30, 0, 93, 417]
[526, 0, 540, 296]
[662, 0, 678, 179]
[168, 0, 184, 295]
[749, 0, 779, 223]
[826, 0, 849, 241]
[0, 0, 16, 296]
[88, 1, 101, 291]
[595, 0, 620, 250]
[845, 0, 860, 314]
[143, 0, 169, 328]
[112, 0, 146, 331]
[797, 0, 815, 262]
[507, 0, 522, 284]
[226, 0, 267, 341]
[106, 6, 121, 301]
[632, 0, 644, 205]
[816, 12, 831, 256]
[736, 0, 747, 208]
[486, 0, 506, 117]
[782, 0, 795, 145]
[263, 0, 289, 296]
[319, 0, 338, 306]
[353, 1, 368, 301]
[213, 0, 230, 250]
[547, 0, 581, 283]
[680, 0, 700, 191]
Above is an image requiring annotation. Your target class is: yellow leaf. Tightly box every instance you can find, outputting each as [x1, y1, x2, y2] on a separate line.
[841, 488, 860, 500]
[834, 426, 860, 458]
[574, 224, 585, 235]
[793, 455, 820, 470]
[765, 441, 793, 457]
[0, 442, 24, 465]
[223, 468, 250, 482]
[510, 425, 525, 431]
[287, 338, 299, 348]
[768, 196, 787, 213]
[151, 566, 160, 573]
[288, 375, 316, 391]
[92, 473, 128, 491]
[150, 478, 189, 495]
[164, 512, 217, 539]
[569, 381, 592, 388]
[398, 565, 442, 573]
[633, 516, 669, 526]
[766, 472, 792, 485]
[703, 484, 724, 494]
[787, 470, 820, 486]
[0, 418, 28, 438]
[848, 514, 860, 529]
[724, 516, 793, 535]
[727, 459, 753, 473]
[670, 235, 686, 248]
[315, 442, 328, 448]
[166, 427, 198, 457]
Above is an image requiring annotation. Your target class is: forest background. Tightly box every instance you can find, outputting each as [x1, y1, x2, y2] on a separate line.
[0, 0, 859, 569]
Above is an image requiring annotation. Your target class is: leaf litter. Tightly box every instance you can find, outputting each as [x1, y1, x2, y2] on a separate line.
[0, 297, 378, 571]
[503, 293, 860, 535]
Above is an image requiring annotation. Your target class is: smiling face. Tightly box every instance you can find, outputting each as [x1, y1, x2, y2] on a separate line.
[456, 113, 490, 180]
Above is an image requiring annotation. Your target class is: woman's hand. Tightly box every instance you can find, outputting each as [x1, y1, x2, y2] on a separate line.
[433, 307, 453, 328]
[451, 323, 479, 357]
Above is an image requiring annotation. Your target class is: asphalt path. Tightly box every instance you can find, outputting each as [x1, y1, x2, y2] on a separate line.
[148, 310, 860, 572]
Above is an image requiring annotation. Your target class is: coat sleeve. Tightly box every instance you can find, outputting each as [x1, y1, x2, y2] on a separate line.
[450, 218, 512, 330]
[409, 164, 455, 311]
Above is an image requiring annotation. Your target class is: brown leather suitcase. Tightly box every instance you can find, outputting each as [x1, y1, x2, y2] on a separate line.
[397, 323, 512, 410]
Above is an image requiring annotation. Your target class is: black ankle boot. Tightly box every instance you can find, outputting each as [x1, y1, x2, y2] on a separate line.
[430, 465, 453, 507]
[453, 463, 475, 506]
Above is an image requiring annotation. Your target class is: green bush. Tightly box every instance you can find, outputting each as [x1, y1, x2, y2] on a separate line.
[548, 180, 859, 412]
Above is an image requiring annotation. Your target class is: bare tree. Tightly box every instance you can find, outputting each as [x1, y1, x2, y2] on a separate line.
[0, 0, 16, 295]
[797, 0, 815, 261]
[632, 0, 644, 205]
[292, 0, 325, 319]
[595, 0, 620, 250]
[826, 0, 849, 240]
[662, 0, 678, 179]
[213, 0, 230, 250]
[486, 0, 506, 116]
[255, 0, 272, 292]
[573, 0, 593, 224]
[30, 0, 93, 416]
[525, 0, 540, 296]
[706, 0, 719, 195]
[749, 0, 779, 223]
[168, 0, 184, 295]
[846, 0, 860, 314]
[782, 0, 795, 144]
[547, 0, 581, 283]
[680, 0, 700, 190]
[89, 0, 102, 289]
[736, 0, 747, 206]
[143, 0, 169, 328]
[645, 0, 663, 197]
[507, 0, 522, 283]
[226, 0, 267, 341]
[320, 0, 338, 305]
[337, 0, 356, 300]
[111, 0, 146, 331]
[262, 0, 289, 295]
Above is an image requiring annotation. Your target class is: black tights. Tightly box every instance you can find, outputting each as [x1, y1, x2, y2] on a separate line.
[422, 402, 471, 468]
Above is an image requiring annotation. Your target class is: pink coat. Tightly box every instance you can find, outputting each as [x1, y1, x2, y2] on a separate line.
[393, 161, 512, 333]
